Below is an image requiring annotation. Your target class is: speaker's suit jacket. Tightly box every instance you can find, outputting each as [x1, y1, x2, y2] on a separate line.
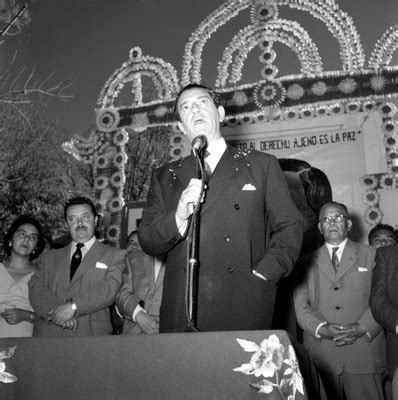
[29, 240, 126, 337]
[294, 240, 386, 375]
[115, 251, 165, 334]
[138, 145, 303, 332]
[370, 244, 398, 376]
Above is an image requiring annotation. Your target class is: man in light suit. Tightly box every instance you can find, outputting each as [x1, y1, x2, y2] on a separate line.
[138, 83, 303, 333]
[29, 196, 126, 337]
[115, 231, 165, 334]
[294, 201, 386, 400]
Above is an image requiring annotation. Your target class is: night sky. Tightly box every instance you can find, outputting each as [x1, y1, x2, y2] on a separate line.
[4, 0, 398, 136]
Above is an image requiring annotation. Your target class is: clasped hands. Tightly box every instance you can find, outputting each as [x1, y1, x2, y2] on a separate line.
[319, 322, 367, 346]
[49, 303, 78, 331]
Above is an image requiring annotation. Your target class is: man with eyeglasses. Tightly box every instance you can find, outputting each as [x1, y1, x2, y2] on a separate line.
[29, 196, 126, 336]
[294, 201, 386, 400]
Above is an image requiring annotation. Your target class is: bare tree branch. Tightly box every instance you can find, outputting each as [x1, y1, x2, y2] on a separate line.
[0, 3, 27, 38]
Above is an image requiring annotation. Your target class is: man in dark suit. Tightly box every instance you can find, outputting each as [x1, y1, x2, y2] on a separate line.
[370, 244, 398, 400]
[29, 196, 126, 336]
[115, 231, 165, 334]
[294, 201, 386, 400]
[138, 83, 303, 333]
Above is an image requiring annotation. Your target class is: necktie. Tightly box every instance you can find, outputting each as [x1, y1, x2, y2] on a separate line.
[331, 246, 339, 272]
[70, 243, 84, 280]
[203, 151, 212, 182]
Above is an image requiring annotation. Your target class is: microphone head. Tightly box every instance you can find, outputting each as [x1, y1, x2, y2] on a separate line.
[191, 135, 207, 151]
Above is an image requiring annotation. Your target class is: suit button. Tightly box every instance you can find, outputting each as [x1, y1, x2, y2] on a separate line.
[234, 204, 240, 210]
[224, 235, 231, 242]
[335, 306, 341, 310]
[227, 267, 234, 274]
[334, 287, 339, 291]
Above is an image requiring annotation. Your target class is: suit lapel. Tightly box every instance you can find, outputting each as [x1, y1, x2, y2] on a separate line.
[71, 240, 105, 284]
[317, 245, 336, 281]
[58, 244, 72, 292]
[200, 145, 246, 215]
[143, 254, 156, 290]
[155, 263, 165, 292]
[174, 145, 254, 215]
[174, 154, 197, 191]
[336, 240, 358, 281]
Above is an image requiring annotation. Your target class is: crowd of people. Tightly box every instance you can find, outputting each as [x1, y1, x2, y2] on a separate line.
[1, 83, 398, 400]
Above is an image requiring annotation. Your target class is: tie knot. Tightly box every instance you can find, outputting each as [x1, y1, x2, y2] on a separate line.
[76, 243, 84, 250]
[332, 246, 339, 252]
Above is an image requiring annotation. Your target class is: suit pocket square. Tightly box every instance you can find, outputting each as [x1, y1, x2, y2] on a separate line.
[95, 262, 108, 269]
[242, 183, 256, 191]
[358, 267, 368, 272]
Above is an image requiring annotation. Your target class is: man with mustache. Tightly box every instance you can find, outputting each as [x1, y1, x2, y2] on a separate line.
[29, 196, 126, 336]
[294, 201, 386, 399]
[138, 83, 303, 333]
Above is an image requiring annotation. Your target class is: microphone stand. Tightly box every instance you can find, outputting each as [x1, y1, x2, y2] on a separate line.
[184, 147, 206, 333]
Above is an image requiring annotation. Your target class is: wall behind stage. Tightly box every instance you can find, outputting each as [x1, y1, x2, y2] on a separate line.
[219, 111, 388, 242]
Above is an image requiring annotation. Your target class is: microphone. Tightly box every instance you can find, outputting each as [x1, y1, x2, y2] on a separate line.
[191, 135, 207, 152]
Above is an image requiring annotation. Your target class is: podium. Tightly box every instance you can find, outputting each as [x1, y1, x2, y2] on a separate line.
[0, 330, 321, 400]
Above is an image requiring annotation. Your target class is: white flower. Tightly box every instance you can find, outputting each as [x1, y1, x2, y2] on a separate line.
[0, 346, 17, 384]
[360, 175, 378, 189]
[283, 345, 304, 396]
[370, 75, 386, 92]
[338, 77, 357, 94]
[234, 335, 284, 378]
[231, 91, 248, 107]
[364, 206, 383, 225]
[154, 105, 168, 118]
[286, 84, 305, 100]
[311, 81, 327, 96]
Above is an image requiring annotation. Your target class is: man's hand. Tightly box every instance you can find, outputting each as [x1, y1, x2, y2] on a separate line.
[175, 179, 205, 223]
[58, 318, 78, 331]
[51, 303, 75, 325]
[333, 322, 367, 346]
[318, 322, 354, 341]
[135, 311, 159, 334]
[2, 308, 30, 325]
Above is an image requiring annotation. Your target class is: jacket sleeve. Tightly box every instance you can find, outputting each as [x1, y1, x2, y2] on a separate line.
[293, 261, 327, 337]
[138, 169, 185, 257]
[28, 252, 64, 318]
[74, 247, 127, 315]
[253, 155, 304, 283]
[355, 247, 382, 339]
[115, 256, 142, 320]
[370, 246, 398, 334]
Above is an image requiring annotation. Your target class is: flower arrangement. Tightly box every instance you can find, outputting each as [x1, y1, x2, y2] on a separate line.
[234, 335, 304, 398]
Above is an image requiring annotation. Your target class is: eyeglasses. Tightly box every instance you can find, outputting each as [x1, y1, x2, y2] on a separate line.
[319, 214, 347, 224]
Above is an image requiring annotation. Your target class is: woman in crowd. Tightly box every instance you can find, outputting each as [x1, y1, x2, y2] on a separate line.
[0, 215, 46, 337]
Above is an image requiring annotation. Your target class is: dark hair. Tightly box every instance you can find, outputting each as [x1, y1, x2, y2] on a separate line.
[319, 201, 349, 218]
[368, 223, 395, 244]
[3, 215, 46, 260]
[278, 158, 332, 217]
[174, 83, 222, 121]
[64, 196, 97, 220]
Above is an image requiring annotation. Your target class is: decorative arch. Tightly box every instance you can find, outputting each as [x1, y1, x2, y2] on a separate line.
[216, 20, 323, 87]
[64, 0, 398, 245]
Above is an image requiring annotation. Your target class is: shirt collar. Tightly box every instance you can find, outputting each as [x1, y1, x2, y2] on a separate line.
[205, 137, 226, 171]
[71, 236, 96, 255]
[325, 237, 348, 258]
